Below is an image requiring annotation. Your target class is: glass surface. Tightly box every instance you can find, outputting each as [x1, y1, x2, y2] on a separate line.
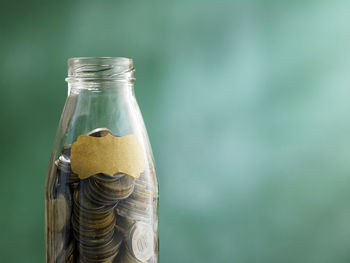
[45, 57, 158, 263]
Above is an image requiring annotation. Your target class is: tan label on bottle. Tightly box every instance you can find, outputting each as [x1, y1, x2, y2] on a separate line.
[71, 134, 145, 180]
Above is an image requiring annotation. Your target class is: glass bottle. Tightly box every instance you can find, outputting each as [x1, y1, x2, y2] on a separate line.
[45, 57, 158, 263]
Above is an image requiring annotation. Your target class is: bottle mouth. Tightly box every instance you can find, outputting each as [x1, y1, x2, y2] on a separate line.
[66, 57, 135, 83]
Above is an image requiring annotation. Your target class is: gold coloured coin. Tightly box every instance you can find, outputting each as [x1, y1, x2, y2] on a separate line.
[48, 193, 71, 232]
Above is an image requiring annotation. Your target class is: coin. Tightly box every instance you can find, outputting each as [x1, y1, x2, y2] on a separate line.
[61, 145, 72, 159]
[65, 252, 75, 263]
[87, 128, 112, 137]
[55, 152, 80, 188]
[115, 173, 154, 223]
[55, 158, 70, 175]
[127, 222, 154, 262]
[72, 185, 123, 263]
[48, 193, 71, 232]
[115, 215, 135, 235]
[72, 189, 116, 241]
[78, 231, 122, 263]
[117, 243, 149, 263]
[117, 200, 152, 221]
[55, 239, 75, 263]
[85, 173, 135, 206]
[94, 173, 134, 192]
[47, 231, 65, 263]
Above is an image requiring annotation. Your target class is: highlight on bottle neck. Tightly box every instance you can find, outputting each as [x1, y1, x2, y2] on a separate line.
[66, 57, 135, 84]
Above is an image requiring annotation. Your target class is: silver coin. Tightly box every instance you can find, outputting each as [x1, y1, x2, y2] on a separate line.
[87, 128, 112, 137]
[127, 222, 154, 262]
[55, 156, 71, 174]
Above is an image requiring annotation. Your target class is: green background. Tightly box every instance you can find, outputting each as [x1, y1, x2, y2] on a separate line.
[1, 0, 350, 262]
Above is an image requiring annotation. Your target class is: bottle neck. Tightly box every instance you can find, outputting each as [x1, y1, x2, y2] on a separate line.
[62, 57, 138, 141]
[67, 81, 134, 97]
[66, 57, 134, 86]
[66, 57, 135, 97]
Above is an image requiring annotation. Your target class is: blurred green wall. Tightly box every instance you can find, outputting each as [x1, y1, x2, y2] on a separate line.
[1, 0, 350, 262]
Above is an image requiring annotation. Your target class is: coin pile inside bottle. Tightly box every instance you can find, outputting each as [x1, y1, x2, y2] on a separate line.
[47, 128, 157, 263]
[116, 173, 154, 223]
[47, 164, 75, 263]
[84, 173, 135, 206]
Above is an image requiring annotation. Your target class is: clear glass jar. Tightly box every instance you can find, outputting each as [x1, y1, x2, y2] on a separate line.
[45, 57, 158, 263]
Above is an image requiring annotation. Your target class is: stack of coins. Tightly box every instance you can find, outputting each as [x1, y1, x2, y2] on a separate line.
[55, 238, 75, 263]
[114, 174, 155, 263]
[84, 173, 135, 207]
[116, 174, 154, 223]
[114, 215, 135, 235]
[47, 192, 74, 263]
[77, 232, 123, 263]
[72, 187, 123, 263]
[48, 193, 71, 233]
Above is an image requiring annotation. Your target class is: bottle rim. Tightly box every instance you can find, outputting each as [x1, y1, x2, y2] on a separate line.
[66, 57, 135, 83]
